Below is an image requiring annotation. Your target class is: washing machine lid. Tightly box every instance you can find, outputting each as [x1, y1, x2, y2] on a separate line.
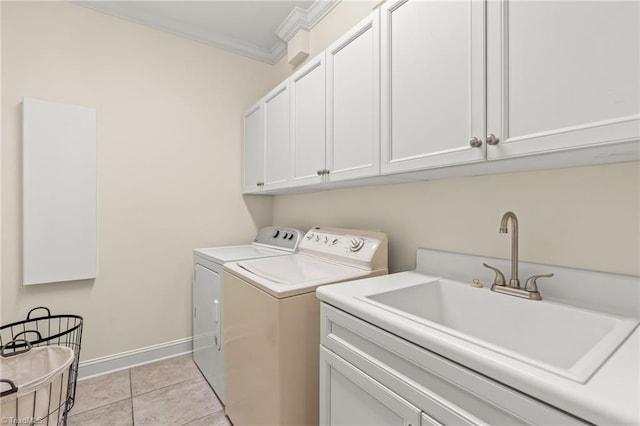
[226, 254, 371, 298]
[194, 245, 290, 265]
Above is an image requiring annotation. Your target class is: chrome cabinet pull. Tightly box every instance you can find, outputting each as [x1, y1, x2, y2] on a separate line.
[469, 137, 482, 148]
[486, 134, 499, 145]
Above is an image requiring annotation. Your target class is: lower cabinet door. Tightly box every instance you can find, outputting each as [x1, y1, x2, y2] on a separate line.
[320, 347, 422, 426]
[421, 413, 444, 426]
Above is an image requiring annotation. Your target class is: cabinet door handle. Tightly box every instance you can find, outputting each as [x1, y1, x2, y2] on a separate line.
[324, 169, 330, 175]
[486, 134, 500, 145]
[469, 137, 482, 148]
[317, 170, 324, 176]
[256, 182, 264, 187]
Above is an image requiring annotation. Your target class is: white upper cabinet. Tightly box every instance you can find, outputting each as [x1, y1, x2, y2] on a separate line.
[242, 0, 639, 194]
[380, 0, 486, 174]
[290, 53, 326, 187]
[326, 10, 380, 182]
[242, 103, 265, 194]
[264, 81, 291, 190]
[486, 0, 640, 159]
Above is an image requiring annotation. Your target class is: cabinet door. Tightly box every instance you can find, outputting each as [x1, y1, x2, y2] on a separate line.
[421, 413, 443, 426]
[242, 103, 265, 193]
[486, 0, 640, 159]
[380, 0, 486, 174]
[193, 265, 225, 401]
[326, 10, 380, 182]
[320, 347, 421, 426]
[264, 81, 291, 190]
[290, 53, 326, 187]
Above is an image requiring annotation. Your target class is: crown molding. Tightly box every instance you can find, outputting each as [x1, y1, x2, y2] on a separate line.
[73, 1, 340, 64]
[74, 1, 288, 64]
[276, 0, 341, 42]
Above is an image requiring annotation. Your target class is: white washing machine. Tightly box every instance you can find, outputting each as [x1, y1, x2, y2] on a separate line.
[223, 227, 388, 426]
[192, 226, 303, 404]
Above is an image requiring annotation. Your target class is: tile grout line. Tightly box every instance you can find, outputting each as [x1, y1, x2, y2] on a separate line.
[70, 358, 209, 424]
[68, 397, 131, 418]
[129, 368, 135, 426]
[67, 375, 132, 418]
[179, 408, 225, 426]
[130, 374, 203, 398]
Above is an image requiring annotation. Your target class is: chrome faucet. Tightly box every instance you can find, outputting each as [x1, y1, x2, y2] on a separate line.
[483, 211, 554, 300]
[500, 211, 519, 287]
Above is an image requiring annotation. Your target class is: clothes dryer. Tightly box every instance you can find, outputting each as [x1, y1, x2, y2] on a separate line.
[192, 226, 303, 404]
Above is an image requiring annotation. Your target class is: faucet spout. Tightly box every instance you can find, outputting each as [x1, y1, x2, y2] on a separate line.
[499, 211, 519, 288]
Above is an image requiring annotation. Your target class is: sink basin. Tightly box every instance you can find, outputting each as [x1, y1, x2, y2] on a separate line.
[360, 279, 639, 383]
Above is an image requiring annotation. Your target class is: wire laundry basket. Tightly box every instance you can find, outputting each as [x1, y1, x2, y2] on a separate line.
[0, 307, 83, 424]
[1, 340, 75, 426]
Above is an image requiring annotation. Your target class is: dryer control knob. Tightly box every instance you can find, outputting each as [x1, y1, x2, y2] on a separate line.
[306, 233, 314, 240]
[283, 232, 289, 239]
[272, 230, 280, 238]
[350, 238, 365, 252]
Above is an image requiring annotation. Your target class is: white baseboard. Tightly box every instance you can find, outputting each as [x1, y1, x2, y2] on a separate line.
[77, 337, 193, 381]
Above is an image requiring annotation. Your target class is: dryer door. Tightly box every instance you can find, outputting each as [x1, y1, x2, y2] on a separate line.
[193, 264, 225, 402]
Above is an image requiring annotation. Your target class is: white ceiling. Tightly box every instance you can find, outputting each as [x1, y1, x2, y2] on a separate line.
[75, 1, 339, 64]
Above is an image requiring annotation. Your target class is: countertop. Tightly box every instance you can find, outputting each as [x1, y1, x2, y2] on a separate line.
[316, 254, 640, 425]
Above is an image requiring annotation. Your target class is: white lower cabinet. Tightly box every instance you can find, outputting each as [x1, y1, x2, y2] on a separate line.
[420, 413, 443, 426]
[321, 347, 422, 426]
[320, 303, 586, 426]
[320, 346, 473, 426]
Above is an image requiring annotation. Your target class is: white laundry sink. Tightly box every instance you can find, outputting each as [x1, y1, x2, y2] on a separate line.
[360, 279, 639, 383]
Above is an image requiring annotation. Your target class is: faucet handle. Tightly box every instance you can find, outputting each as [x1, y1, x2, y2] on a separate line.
[482, 263, 506, 286]
[524, 273, 554, 293]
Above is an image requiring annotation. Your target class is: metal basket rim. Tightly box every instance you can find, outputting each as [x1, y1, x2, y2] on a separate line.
[0, 314, 84, 331]
[1, 315, 84, 348]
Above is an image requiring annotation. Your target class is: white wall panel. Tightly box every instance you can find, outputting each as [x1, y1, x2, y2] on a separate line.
[22, 97, 96, 285]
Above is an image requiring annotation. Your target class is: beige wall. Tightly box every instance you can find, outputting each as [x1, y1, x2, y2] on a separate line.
[1, 2, 280, 360]
[271, 1, 640, 277]
[273, 163, 640, 276]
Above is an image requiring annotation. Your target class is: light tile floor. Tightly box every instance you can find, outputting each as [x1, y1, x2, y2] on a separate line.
[67, 354, 230, 426]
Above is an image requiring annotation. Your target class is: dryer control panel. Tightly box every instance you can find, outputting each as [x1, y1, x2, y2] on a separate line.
[253, 227, 304, 252]
[299, 227, 388, 271]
